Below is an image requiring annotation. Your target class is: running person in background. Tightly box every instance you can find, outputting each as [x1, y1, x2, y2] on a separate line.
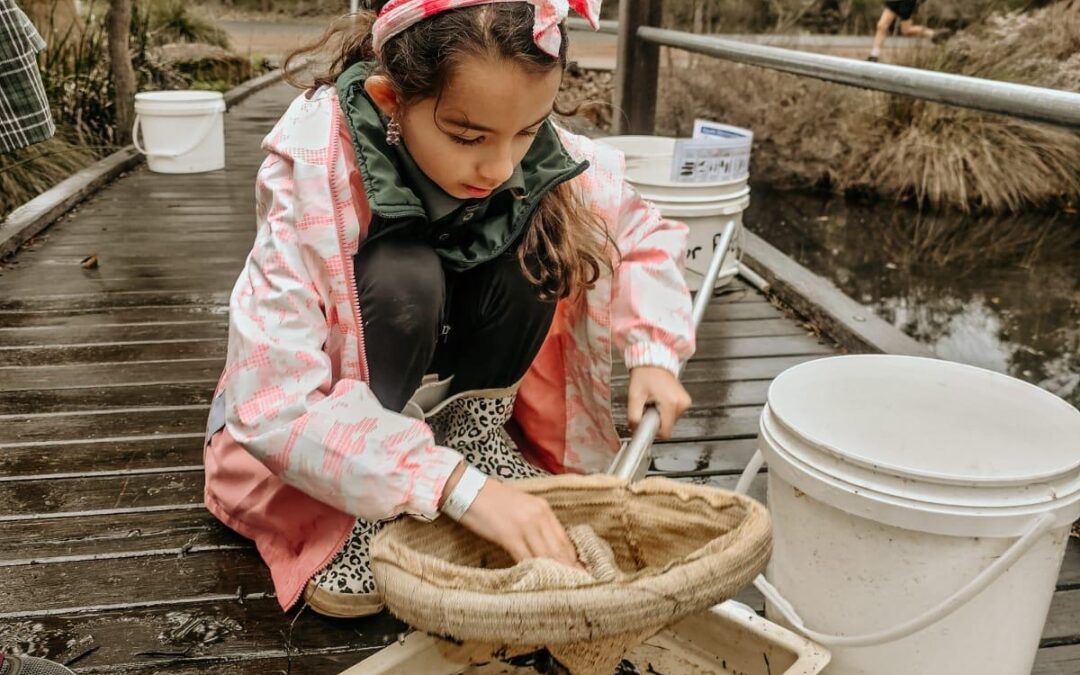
[868, 0, 940, 62]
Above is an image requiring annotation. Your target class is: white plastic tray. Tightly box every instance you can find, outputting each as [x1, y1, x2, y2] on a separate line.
[339, 601, 829, 675]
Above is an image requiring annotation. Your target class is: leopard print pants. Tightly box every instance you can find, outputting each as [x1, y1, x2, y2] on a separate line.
[310, 388, 545, 595]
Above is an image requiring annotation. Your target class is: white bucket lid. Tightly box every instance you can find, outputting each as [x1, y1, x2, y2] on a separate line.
[633, 177, 750, 203]
[135, 90, 226, 115]
[597, 135, 675, 158]
[760, 355, 1080, 536]
[647, 192, 750, 218]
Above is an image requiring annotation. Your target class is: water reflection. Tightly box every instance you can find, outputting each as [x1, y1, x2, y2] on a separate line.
[745, 187, 1080, 407]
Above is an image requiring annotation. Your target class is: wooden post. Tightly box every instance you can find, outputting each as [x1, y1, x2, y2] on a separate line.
[612, 0, 662, 135]
[106, 0, 136, 146]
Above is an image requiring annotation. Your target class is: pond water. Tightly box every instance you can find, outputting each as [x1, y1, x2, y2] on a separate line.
[744, 187, 1080, 408]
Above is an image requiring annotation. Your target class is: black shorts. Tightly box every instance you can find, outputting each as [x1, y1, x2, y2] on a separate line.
[885, 0, 918, 21]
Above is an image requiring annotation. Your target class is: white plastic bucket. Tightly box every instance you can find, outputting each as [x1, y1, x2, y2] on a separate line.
[598, 135, 678, 184]
[748, 355, 1080, 675]
[598, 135, 752, 291]
[133, 91, 226, 173]
[644, 191, 749, 292]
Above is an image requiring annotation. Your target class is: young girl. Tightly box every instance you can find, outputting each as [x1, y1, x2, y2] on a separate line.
[203, 0, 695, 620]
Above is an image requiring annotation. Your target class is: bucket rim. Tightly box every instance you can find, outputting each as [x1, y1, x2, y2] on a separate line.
[760, 407, 1080, 508]
[135, 90, 227, 115]
[632, 174, 750, 190]
[766, 354, 1080, 488]
[645, 193, 751, 218]
[632, 182, 751, 203]
[135, 90, 225, 102]
[760, 411, 1080, 537]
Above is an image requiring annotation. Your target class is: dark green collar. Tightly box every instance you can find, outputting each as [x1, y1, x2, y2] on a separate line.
[393, 140, 526, 223]
[336, 61, 589, 270]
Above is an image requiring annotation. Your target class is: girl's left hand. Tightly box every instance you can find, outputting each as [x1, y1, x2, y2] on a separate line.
[627, 367, 692, 439]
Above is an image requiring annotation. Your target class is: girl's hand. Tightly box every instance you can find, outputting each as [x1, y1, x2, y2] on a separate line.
[627, 366, 692, 439]
[442, 463, 582, 569]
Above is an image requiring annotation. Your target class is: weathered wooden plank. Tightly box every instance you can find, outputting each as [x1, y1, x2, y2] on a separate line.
[0, 291, 230, 312]
[618, 406, 762, 441]
[0, 548, 273, 615]
[0, 470, 203, 519]
[699, 281, 764, 304]
[701, 301, 786, 322]
[22, 232, 256, 251]
[0, 508, 241, 561]
[1, 255, 243, 275]
[1034, 643, 1080, 675]
[0, 599, 401, 672]
[649, 438, 759, 475]
[0, 339, 225, 367]
[0, 358, 222, 391]
[22, 227, 254, 246]
[0, 305, 228, 329]
[1044, 589, 1080, 644]
[689, 334, 835, 360]
[62, 204, 253, 216]
[0, 381, 214, 415]
[0, 321, 226, 347]
[60, 212, 253, 225]
[1059, 538, 1079, 588]
[612, 354, 824, 383]
[0, 147, 143, 261]
[612, 380, 770, 416]
[0, 435, 203, 477]
[24, 241, 253, 258]
[0, 408, 207, 444]
[694, 317, 808, 338]
[0, 274, 241, 298]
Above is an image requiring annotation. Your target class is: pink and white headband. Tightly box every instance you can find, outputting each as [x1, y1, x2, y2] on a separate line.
[371, 0, 601, 58]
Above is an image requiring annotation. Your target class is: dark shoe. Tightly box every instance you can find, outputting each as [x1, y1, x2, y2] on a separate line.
[0, 654, 76, 675]
[866, 54, 880, 62]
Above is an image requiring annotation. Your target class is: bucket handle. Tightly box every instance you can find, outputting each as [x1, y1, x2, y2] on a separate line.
[132, 112, 220, 159]
[736, 449, 1056, 648]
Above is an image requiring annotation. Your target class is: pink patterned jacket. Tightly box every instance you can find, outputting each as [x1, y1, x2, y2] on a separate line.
[203, 86, 694, 610]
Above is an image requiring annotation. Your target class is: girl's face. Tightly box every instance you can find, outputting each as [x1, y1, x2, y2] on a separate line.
[370, 55, 563, 200]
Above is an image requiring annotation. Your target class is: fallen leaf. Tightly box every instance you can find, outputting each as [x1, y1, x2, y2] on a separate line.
[80, 254, 99, 270]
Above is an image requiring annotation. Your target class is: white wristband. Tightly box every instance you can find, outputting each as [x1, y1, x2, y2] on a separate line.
[440, 465, 488, 522]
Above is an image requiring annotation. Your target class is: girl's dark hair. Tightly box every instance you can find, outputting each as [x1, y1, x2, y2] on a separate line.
[284, 2, 614, 300]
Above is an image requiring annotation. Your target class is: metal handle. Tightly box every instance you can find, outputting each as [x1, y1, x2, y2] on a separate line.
[132, 113, 219, 159]
[609, 218, 738, 480]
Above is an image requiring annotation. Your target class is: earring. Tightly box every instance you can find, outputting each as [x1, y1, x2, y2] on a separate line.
[386, 117, 402, 146]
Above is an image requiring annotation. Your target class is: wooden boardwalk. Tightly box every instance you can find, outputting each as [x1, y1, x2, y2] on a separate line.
[0, 82, 1076, 674]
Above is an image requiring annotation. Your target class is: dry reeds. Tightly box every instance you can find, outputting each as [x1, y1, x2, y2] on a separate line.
[0, 138, 96, 219]
[650, 0, 1080, 214]
[848, 0, 1080, 212]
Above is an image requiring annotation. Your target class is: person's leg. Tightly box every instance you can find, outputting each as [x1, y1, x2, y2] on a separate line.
[870, 7, 897, 60]
[898, 19, 935, 38]
[426, 252, 556, 480]
[435, 252, 557, 394]
[304, 238, 445, 619]
[353, 237, 445, 412]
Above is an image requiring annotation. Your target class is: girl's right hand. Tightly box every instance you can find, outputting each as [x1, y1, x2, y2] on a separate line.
[453, 473, 582, 569]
